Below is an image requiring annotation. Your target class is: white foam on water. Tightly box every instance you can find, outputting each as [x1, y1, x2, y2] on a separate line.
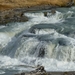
[0, 55, 23, 69]
[34, 29, 55, 35]
[25, 11, 64, 24]
[0, 9, 75, 73]
[25, 10, 74, 26]
[15, 56, 75, 72]
[4, 22, 31, 37]
[0, 26, 6, 29]
[14, 31, 75, 71]
[65, 11, 74, 18]
[0, 55, 36, 73]
[15, 38, 39, 58]
[71, 6, 75, 10]
[35, 58, 75, 72]
[0, 33, 11, 48]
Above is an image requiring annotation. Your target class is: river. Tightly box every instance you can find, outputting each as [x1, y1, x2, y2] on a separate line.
[0, 7, 75, 75]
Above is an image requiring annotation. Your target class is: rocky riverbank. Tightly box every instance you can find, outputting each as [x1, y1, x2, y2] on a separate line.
[15, 66, 75, 75]
[15, 72, 75, 75]
[0, 0, 75, 75]
[0, 5, 56, 25]
[0, 0, 75, 25]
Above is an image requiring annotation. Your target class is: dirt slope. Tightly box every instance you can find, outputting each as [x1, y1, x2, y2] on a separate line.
[0, 0, 75, 11]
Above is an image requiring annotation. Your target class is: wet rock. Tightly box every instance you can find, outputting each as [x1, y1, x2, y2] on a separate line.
[29, 65, 46, 73]
[44, 9, 56, 17]
[63, 72, 68, 75]
[36, 65, 46, 72]
[51, 9, 56, 15]
[38, 47, 45, 57]
[0, 10, 28, 25]
[66, 0, 74, 7]
[15, 73, 25, 75]
[57, 38, 69, 46]
[44, 12, 47, 17]
[15, 66, 48, 75]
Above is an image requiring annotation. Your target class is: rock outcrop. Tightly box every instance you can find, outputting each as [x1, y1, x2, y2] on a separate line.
[0, 9, 28, 25]
[15, 66, 48, 75]
[15, 65, 75, 75]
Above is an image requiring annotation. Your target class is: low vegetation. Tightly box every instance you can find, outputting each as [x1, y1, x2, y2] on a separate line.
[0, 0, 75, 11]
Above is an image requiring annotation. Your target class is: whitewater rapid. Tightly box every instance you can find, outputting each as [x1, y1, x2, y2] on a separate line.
[0, 7, 75, 74]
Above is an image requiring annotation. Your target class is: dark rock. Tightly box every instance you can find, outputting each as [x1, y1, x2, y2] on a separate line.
[50, 9, 56, 15]
[15, 66, 48, 75]
[15, 74, 21, 75]
[44, 12, 47, 17]
[38, 47, 45, 57]
[21, 73, 25, 75]
[36, 65, 46, 72]
[66, 0, 74, 7]
[0, 10, 28, 25]
[44, 9, 56, 17]
[57, 38, 69, 46]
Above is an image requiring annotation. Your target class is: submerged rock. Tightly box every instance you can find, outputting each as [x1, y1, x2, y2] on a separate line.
[44, 9, 56, 17]
[38, 47, 45, 57]
[51, 9, 56, 15]
[35, 65, 46, 72]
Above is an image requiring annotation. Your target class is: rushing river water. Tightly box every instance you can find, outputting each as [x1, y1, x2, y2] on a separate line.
[0, 7, 75, 75]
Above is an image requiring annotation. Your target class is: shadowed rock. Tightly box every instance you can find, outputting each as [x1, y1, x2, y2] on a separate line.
[66, 0, 74, 7]
[14, 65, 75, 75]
[44, 9, 56, 17]
[0, 10, 28, 25]
[44, 12, 47, 17]
[15, 66, 48, 75]
[38, 47, 45, 57]
[36, 65, 46, 72]
[57, 38, 69, 46]
[51, 9, 56, 15]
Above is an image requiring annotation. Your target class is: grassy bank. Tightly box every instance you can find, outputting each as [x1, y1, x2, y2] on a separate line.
[0, 0, 75, 11]
[0, 0, 75, 25]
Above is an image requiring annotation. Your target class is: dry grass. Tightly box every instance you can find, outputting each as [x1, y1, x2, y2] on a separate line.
[0, 0, 75, 11]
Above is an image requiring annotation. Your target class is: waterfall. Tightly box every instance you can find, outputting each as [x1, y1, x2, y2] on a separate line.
[0, 7, 75, 74]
